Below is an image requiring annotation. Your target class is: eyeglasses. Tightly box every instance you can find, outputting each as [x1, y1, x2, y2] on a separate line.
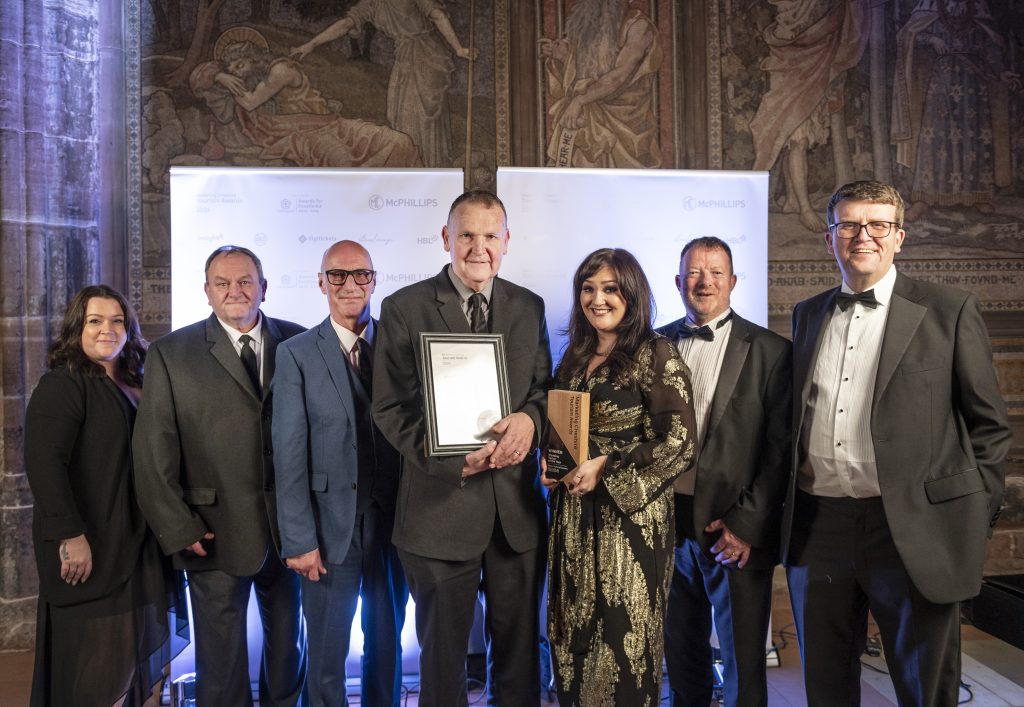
[322, 269, 376, 286]
[828, 221, 900, 239]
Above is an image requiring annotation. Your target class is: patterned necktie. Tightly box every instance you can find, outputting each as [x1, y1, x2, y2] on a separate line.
[835, 289, 879, 311]
[469, 292, 488, 333]
[353, 338, 373, 394]
[238, 334, 261, 394]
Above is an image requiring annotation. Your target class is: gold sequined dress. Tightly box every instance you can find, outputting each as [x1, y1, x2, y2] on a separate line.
[548, 336, 696, 706]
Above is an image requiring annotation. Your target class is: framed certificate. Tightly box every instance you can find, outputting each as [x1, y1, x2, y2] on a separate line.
[419, 332, 512, 456]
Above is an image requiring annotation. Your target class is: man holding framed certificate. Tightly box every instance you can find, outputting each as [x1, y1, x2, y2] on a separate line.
[373, 190, 552, 707]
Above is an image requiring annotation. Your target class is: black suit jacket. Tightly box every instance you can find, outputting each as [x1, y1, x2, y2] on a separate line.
[372, 266, 552, 561]
[25, 368, 149, 605]
[659, 313, 792, 569]
[782, 273, 1011, 603]
[133, 312, 305, 575]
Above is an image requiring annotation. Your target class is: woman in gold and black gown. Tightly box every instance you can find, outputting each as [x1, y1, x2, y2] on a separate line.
[543, 248, 696, 706]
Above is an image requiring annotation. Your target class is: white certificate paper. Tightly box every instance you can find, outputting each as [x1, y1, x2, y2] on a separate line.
[419, 333, 511, 456]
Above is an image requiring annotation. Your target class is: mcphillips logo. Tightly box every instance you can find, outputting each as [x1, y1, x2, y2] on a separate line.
[369, 194, 439, 210]
[682, 196, 746, 211]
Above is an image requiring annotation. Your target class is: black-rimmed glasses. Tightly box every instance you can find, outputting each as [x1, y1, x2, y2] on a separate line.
[322, 269, 376, 286]
[827, 221, 900, 239]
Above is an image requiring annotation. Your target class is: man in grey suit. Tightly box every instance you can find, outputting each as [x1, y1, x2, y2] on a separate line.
[784, 180, 1012, 705]
[134, 245, 307, 707]
[373, 190, 551, 707]
[659, 237, 792, 707]
[273, 240, 407, 706]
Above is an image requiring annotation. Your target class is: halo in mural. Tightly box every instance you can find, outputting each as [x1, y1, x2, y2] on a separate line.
[213, 26, 269, 61]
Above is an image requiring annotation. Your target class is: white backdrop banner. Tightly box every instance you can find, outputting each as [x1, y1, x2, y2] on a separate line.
[170, 167, 465, 330]
[497, 167, 769, 363]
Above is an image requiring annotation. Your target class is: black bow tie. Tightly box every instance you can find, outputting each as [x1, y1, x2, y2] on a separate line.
[680, 311, 733, 342]
[681, 324, 715, 341]
[835, 290, 879, 311]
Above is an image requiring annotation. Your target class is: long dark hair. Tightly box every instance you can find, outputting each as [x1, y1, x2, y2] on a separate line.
[556, 248, 656, 385]
[48, 285, 147, 386]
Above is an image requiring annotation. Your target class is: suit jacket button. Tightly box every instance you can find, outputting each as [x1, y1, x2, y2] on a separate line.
[351, 483, 357, 490]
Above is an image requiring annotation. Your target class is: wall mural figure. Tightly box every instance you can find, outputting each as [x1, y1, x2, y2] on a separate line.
[891, 0, 1021, 222]
[750, 0, 870, 231]
[539, 0, 662, 168]
[190, 27, 422, 168]
[290, 0, 477, 167]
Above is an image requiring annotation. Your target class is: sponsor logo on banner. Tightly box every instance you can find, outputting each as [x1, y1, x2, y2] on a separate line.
[278, 197, 323, 213]
[417, 234, 440, 245]
[297, 234, 336, 244]
[682, 196, 747, 210]
[254, 233, 268, 246]
[369, 194, 440, 210]
[382, 272, 435, 284]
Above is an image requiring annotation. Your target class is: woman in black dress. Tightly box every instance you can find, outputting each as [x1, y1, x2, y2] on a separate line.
[543, 249, 696, 706]
[25, 285, 186, 707]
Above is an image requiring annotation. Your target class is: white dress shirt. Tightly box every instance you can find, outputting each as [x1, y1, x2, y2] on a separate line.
[799, 266, 898, 497]
[671, 309, 733, 494]
[217, 313, 265, 387]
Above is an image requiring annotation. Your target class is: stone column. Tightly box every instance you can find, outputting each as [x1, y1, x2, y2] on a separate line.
[0, 0, 106, 650]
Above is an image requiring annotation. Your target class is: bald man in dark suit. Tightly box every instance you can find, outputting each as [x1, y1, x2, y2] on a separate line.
[783, 181, 1011, 706]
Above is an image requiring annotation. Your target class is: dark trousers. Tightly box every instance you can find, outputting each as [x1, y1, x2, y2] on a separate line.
[398, 522, 543, 707]
[301, 503, 408, 707]
[187, 549, 307, 707]
[664, 497, 773, 707]
[786, 491, 962, 707]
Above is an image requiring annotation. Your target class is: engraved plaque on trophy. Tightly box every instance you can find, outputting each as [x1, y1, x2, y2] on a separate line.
[545, 389, 590, 480]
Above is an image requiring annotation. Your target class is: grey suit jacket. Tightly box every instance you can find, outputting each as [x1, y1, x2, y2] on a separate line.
[659, 313, 792, 569]
[782, 273, 1011, 603]
[272, 316, 401, 565]
[372, 266, 552, 561]
[133, 312, 306, 575]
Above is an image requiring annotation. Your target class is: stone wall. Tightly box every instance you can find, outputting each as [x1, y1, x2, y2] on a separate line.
[0, 0, 106, 650]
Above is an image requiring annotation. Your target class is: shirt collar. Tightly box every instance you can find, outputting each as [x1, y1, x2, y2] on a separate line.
[217, 312, 263, 345]
[447, 265, 494, 304]
[330, 316, 375, 354]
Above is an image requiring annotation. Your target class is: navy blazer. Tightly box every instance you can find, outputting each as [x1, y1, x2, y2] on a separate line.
[782, 273, 1011, 603]
[272, 317, 401, 564]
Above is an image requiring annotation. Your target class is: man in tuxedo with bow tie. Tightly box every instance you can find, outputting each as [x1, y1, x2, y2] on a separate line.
[273, 240, 408, 706]
[659, 237, 792, 706]
[783, 180, 1011, 705]
[134, 245, 307, 706]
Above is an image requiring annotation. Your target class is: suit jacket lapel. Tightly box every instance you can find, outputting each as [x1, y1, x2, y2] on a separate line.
[262, 314, 284, 399]
[435, 266, 472, 333]
[873, 274, 926, 403]
[796, 291, 837, 412]
[206, 314, 261, 401]
[316, 318, 357, 424]
[706, 316, 750, 439]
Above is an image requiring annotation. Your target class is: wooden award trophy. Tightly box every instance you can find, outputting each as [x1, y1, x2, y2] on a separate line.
[545, 390, 590, 480]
